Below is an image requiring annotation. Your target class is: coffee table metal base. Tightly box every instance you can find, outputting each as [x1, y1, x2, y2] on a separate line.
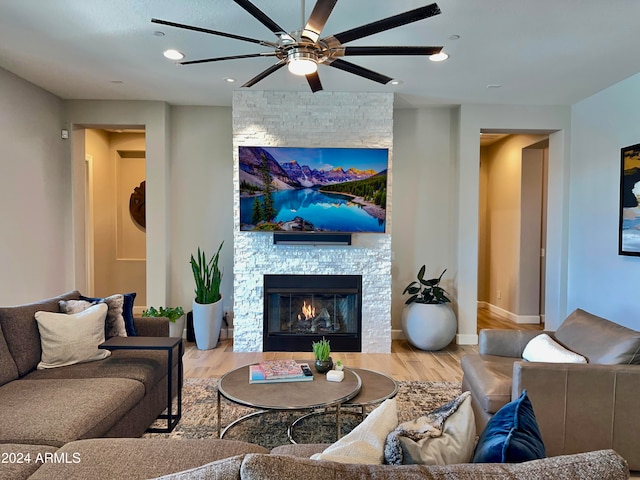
[288, 368, 398, 443]
[217, 364, 362, 443]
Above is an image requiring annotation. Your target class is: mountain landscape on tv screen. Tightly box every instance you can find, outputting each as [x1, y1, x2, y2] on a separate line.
[239, 146, 388, 233]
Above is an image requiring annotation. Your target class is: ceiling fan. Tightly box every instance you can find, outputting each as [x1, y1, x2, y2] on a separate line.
[152, 0, 443, 92]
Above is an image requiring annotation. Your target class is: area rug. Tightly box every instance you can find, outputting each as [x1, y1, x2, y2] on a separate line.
[144, 378, 462, 449]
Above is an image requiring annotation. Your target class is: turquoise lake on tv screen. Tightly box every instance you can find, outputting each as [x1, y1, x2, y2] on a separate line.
[240, 188, 385, 232]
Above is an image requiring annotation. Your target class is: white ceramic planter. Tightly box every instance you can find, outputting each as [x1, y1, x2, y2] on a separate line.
[192, 296, 223, 350]
[402, 302, 457, 351]
[169, 314, 185, 338]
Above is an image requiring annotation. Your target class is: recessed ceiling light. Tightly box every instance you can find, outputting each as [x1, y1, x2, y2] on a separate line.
[429, 52, 449, 62]
[153, 31, 165, 37]
[389, 80, 402, 85]
[486, 84, 502, 89]
[448, 34, 460, 40]
[225, 77, 236, 83]
[163, 49, 184, 61]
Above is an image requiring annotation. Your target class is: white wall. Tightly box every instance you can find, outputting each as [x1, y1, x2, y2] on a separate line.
[169, 106, 233, 314]
[392, 108, 456, 331]
[0, 67, 73, 304]
[569, 72, 640, 330]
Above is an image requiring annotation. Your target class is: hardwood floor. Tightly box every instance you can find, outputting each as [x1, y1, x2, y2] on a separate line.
[183, 308, 542, 382]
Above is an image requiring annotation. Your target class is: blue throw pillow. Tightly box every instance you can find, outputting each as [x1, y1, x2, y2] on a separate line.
[472, 390, 546, 463]
[81, 292, 137, 336]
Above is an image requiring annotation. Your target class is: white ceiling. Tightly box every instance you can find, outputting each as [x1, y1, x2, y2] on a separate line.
[1, 0, 640, 108]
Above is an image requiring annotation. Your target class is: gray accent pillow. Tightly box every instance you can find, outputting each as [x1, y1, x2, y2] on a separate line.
[150, 455, 245, 480]
[385, 391, 476, 465]
[60, 294, 127, 338]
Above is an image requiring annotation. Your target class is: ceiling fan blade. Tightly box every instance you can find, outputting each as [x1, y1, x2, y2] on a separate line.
[151, 18, 277, 47]
[242, 60, 287, 88]
[306, 71, 323, 92]
[326, 58, 392, 84]
[233, 0, 289, 39]
[181, 52, 276, 65]
[341, 46, 443, 56]
[302, 0, 339, 43]
[327, 3, 441, 45]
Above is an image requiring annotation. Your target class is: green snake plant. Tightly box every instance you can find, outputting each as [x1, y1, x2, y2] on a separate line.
[190, 242, 223, 304]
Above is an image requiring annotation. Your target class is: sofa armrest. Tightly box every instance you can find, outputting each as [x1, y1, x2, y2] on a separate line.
[512, 361, 640, 470]
[132, 316, 169, 337]
[478, 329, 543, 357]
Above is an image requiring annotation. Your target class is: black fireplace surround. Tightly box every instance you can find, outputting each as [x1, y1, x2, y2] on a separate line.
[263, 274, 362, 352]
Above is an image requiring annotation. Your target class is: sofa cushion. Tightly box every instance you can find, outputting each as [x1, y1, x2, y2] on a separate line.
[384, 392, 476, 465]
[35, 304, 111, 369]
[0, 443, 59, 480]
[554, 309, 640, 364]
[310, 398, 397, 465]
[460, 353, 516, 414]
[472, 390, 546, 463]
[0, 291, 80, 376]
[28, 438, 269, 480]
[22, 349, 169, 392]
[240, 450, 629, 480]
[522, 333, 587, 363]
[81, 292, 137, 336]
[0, 323, 19, 387]
[0, 378, 144, 446]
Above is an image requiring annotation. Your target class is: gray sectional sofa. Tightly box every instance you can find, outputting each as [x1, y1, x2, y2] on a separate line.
[0, 439, 630, 480]
[0, 291, 179, 447]
[462, 308, 640, 471]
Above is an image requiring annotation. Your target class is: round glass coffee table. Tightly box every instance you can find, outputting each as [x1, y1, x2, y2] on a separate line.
[217, 363, 362, 441]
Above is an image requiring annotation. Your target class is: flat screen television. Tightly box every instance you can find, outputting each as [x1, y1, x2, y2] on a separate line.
[239, 146, 388, 233]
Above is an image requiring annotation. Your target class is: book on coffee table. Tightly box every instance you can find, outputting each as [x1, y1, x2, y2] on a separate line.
[249, 360, 313, 384]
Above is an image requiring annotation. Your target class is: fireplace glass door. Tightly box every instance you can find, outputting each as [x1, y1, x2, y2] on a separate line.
[263, 275, 362, 352]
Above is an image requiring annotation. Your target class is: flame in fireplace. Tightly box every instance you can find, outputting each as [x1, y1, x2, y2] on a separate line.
[298, 300, 316, 321]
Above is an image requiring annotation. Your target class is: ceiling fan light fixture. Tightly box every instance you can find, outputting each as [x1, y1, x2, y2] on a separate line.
[287, 49, 318, 76]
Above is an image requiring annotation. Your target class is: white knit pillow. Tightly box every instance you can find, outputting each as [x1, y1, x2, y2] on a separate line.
[311, 398, 398, 464]
[523, 333, 587, 363]
[35, 303, 111, 369]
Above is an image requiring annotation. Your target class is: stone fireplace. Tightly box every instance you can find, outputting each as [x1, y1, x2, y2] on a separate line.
[232, 91, 393, 353]
[263, 274, 362, 352]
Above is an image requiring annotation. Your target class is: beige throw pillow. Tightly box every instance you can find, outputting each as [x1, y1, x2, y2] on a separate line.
[310, 398, 398, 465]
[35, 303, 111, 369]
[387, 393, 476, 465]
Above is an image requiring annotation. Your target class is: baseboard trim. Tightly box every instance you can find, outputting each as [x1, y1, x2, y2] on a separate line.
[456, 333, 478, 345]
[478, 302, 541, 325]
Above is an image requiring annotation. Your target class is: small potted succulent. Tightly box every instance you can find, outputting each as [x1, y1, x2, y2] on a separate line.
[312, 337, 333, 373]
[142, 306, 185, 338]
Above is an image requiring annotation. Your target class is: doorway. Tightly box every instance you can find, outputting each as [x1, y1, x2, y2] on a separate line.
[83, 128, 147, 309]
[477, 132, 548, 327]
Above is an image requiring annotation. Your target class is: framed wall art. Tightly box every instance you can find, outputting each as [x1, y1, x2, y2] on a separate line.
[619, 143, 640, 256]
